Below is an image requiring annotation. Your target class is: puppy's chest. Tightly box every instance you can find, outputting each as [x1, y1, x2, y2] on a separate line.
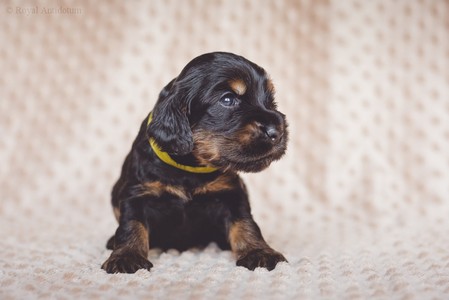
[138, 174, 238, 202]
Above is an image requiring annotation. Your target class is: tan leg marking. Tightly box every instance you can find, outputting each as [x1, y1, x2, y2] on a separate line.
[229, 219, 268, 257]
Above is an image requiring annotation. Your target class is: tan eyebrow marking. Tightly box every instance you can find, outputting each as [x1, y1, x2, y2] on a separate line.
[229, 79, 247, 95]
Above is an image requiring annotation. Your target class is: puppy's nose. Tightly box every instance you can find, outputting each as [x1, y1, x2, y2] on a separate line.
[261, 124, 282, 143]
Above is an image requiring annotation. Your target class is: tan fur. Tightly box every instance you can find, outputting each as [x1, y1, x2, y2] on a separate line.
[140, 181, 189, 201]
[192, 130, 223, 165]
[194, 173, 237, 195]
[229, 79, 247, 95]
[229, 219, 268, 256]
[236, 122, 259, 145]
[113, 207, 121, 222]
[139, 175, 237, 201]
[127, 220, 150, 256]
[101, 220, 151, 273]
[266, 79, 275, 93]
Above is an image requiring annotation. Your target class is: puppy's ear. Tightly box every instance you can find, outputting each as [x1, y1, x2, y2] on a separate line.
[147, 78, 193, 156]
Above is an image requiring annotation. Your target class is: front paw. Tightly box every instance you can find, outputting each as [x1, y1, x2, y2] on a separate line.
[237, 248, 287, 271]
[102, 251, 153, 274]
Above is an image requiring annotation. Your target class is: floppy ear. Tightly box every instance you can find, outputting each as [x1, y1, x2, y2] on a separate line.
[147, 78, 194, 156]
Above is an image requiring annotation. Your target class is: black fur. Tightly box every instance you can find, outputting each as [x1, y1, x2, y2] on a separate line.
[102, 52, 289, 274]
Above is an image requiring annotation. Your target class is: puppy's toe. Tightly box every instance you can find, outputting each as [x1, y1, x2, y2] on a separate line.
[237, 248, 287, 271]
[102, 252, 153, 274]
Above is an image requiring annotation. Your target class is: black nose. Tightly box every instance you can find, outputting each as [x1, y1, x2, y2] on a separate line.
[261, 124, 281, 143]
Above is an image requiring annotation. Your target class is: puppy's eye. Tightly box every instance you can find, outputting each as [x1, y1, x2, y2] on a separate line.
[219, 93, 239, 107]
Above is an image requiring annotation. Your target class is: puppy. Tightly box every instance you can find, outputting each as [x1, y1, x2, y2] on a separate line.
[102, 52, 288, 273]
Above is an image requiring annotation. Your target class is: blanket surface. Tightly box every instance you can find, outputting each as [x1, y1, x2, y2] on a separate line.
[1, 0, 449, 299]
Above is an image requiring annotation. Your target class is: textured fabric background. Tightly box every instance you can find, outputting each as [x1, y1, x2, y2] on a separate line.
[1, 0, 449, 299]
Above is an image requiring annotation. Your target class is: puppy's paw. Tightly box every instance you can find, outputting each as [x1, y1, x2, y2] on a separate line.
[102, 252, 153, 274]
[237, 248, 287, 271]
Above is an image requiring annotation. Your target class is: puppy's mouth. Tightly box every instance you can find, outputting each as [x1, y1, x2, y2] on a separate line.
[223, 142, 286, 172]
[225, 156, 275, 172]
[192, 129, 287, 173]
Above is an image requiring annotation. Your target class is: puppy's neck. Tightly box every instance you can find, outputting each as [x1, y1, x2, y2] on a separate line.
[147, 113, 218, 174]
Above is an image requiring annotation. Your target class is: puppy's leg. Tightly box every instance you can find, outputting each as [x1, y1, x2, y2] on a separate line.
[102, 199, 153, 274]
[228, 218, 287, 271]
[106, 235, 115, 250]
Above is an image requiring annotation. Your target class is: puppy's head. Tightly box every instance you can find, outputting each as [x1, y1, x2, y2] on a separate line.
[147, 52, 288, 173]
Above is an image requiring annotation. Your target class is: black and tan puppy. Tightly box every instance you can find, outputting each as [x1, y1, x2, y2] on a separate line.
[102, 52, 288, 273]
